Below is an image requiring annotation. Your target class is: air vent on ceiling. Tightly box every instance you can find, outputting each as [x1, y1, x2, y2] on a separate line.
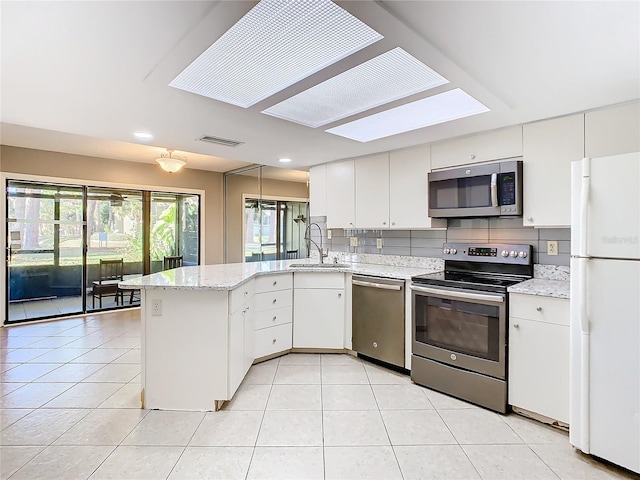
[198, 135, 244, 147]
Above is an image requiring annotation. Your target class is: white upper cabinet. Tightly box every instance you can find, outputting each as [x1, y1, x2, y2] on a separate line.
[585, 101, 640, 158]
[309, 164, 326, 217]
[522, 114, 584, 227]
[355, 153, 390, 229]
[431, 125, 523, 170]
[389, 145, 446, 229]
[326, 159, 355, 229]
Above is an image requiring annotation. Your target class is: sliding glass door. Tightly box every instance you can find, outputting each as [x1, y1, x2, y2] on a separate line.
[5, 180, 200, 323]
[86, 188, 143, 311]
[7, 182, 85, 321]
[150, 193, 200, 273]
[244, 198, 308, 262]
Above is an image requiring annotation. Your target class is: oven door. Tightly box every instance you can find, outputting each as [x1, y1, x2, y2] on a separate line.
[411, 284, 507, 379]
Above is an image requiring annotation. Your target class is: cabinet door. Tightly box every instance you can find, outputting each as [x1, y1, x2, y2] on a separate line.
[585, 102, 640, 158]
[508, 317, 570, 423]
[389, 145, 446, 229]
[355, 153, 390, 229]
[326, 160, 355, 228]
[293, 289, 345, 349]
[309, 164, 327, 217]
[431, 125, 523, 170]
[523, 114, 584, 227]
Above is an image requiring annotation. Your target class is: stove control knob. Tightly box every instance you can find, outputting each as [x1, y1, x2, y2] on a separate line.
[519, 251, 528, 258]
[443, 248, 450, 254]
[510, 250, 517, 258]
[450, 248, 457, 255]
[501, 250, 509, 257]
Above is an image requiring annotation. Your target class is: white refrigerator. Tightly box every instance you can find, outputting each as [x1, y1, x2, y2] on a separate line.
[570, 152, 640, 474]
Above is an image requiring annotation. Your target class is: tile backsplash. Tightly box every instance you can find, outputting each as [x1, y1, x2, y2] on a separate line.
[308, 216, 570, 266]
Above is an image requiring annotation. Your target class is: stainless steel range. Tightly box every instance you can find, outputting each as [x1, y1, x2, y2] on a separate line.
[410, 242, 533, 413]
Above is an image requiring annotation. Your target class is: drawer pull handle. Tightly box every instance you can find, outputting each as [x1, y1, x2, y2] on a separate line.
[272, 339, 277, 344]
[272, 299, 277, 304]
[536, 306, 542, 312]
[513, 323, 520, 329]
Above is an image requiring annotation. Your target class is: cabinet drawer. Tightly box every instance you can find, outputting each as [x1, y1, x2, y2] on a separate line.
[229, 280, 255, 314]
[254, 305, 292, 330]
[510, 293, 569, 325]
[255, 273, 293, 293]
[255, 323, 292, 359]
[294, 272, 344, 289]
[254, 289, 292, 312]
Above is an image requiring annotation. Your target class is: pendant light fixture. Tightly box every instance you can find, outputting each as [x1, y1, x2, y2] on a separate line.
[155, 149, 187, 173]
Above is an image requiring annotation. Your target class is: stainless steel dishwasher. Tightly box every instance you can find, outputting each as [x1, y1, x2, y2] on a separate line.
[352, 275, 405, 368]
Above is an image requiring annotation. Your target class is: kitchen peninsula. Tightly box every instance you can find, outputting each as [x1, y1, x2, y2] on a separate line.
[119, 258, 440, 411]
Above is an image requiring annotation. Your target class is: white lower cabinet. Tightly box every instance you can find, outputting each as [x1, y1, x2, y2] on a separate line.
[293, 272, 345, 349]
[508, 293, 570, 424]
[228, 279, 255, 397]
[253, 273, 293, 360]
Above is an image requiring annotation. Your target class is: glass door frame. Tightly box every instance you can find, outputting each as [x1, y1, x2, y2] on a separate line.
[2, 172, 205, 325]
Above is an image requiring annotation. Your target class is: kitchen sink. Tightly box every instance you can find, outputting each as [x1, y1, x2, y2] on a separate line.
[288, 263, 350, 269]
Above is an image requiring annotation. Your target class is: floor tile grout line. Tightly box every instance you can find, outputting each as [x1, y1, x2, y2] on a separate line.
[244, 356, 279, 479]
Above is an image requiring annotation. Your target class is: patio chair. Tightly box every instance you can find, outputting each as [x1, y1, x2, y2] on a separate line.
[163, 255, 183, 270]
[285, 250, 299, 259]
[92, 258, 124, 308]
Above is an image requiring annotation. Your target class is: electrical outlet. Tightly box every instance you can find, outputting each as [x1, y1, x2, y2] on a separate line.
[376, 238, 383, 249]
[349, 236, 358, 247]
[327, 229, 332, 240]
[547, 240, 558, 256]
[151, 299, 162, 316]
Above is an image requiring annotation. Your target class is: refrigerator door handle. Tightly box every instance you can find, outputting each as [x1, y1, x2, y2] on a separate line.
[577, 256, 590, 452]
[578, 158, 591, 257]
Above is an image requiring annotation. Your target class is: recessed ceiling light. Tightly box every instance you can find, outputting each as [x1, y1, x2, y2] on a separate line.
[262, 48, 448, 127]
[133, 132, 153, 140]
[279, 158, 292, 163]
[325, 88, 490, 142]
[169, 0, 383, 108]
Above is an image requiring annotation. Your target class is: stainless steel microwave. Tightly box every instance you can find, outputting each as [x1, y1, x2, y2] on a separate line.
[428, 159, 523, 218]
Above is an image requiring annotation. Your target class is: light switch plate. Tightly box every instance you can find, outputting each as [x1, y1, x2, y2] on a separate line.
[547, 240, 558, 256]
[376, 238, 383, 249]
[350, 237, 358, 247]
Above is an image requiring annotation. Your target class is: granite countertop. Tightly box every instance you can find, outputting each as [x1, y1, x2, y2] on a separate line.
[508, 278, 570, 299]
[119, 258, 442, 291]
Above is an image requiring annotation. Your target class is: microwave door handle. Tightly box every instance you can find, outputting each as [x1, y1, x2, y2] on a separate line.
[490, 173, 498, 207]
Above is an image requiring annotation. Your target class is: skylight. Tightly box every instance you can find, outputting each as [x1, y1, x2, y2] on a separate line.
[325, 89, 490, 142]
[261, 48, 448, 127]
[169, 0, 383, 108]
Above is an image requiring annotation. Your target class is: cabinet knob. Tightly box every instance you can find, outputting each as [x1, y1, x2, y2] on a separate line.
[383, 221, 387, 225]
[513, 323, 520, 329]
[272, 338, 277, 344]
[273, 316, 277, 322]
[527, 217, 533, 222]
[273, 281, 277, 286]
[338, 293, 342, 298]
[272, 298, 277, 304]
[392, 222, 396, 226]
[536, 306, 542, 312]
[469, 154, 476, 160]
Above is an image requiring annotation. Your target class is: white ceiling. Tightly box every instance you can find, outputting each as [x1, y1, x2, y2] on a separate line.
[1, 1, 638, 176]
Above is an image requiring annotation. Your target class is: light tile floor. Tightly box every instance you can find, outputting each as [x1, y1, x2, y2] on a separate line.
[1, 311, 637, 480]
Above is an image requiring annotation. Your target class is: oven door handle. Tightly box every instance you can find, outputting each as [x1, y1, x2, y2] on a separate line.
[411, 285, 504, 303]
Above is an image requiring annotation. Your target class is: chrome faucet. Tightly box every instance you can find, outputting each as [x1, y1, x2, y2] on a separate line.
[304, 222, 328, 264]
